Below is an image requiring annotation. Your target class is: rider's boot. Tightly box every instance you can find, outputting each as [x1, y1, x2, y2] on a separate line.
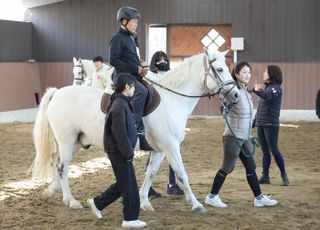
[137, 122, 153, 151]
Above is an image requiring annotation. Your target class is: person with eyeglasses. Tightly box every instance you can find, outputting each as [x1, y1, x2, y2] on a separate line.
[108, 6, 149, 141]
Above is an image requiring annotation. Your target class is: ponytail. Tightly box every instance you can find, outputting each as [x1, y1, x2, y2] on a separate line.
[106, 73, 136, 113]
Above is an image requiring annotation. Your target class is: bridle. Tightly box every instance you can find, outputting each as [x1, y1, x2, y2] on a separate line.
[202, 54, 237, 99]
[145, 52, 237, 99]
[74, 64, 87, 81]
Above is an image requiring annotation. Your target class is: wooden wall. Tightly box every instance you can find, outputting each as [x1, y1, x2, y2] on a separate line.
[26, 0, 320, 62]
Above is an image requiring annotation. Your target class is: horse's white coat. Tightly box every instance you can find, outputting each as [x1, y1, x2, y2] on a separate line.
[72, 58, 114, 94]
[32, 50, 239, 213]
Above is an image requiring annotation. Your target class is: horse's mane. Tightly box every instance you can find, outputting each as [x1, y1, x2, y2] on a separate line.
[154, 53, 204, 88]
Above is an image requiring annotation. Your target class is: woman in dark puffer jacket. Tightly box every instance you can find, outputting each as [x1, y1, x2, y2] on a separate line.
[253, 65, 289, 186]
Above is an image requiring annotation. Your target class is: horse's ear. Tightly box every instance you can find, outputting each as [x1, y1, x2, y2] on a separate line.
[73, 57, 77, 64]
[203, 47, 209, 56]
[221, 50, 229, 56]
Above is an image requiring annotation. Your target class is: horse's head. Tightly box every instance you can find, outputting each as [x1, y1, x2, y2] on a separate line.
[72, 57, 87, 83]
[203, 49, 239, 105]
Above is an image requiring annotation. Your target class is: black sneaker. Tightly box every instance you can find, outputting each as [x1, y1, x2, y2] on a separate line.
[167, 184, 184, 196]
[148, 187, 161, 198]
[258, 174, 270, 184]
[281, 173, 290, 186]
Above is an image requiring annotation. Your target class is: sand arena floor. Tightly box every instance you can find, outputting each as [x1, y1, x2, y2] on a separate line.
[0, 118, 319, 229]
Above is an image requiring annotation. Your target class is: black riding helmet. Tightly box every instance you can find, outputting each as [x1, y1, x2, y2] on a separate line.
[117, 6, 141, 22]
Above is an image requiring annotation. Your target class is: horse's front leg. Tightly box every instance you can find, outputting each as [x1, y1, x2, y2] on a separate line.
[165, 147, 207, 214]
[140, 151, 165, 211]
[58, 145, 83, 209]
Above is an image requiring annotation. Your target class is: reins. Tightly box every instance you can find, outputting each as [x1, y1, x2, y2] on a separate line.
[144, 77, 218, 98]
[74, 64, 86, 81]
[144, 53, 236, 99]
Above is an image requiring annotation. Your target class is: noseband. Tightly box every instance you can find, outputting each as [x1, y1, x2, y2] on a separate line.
[74, 64, 86, 81]
[203, 54, 237, 98]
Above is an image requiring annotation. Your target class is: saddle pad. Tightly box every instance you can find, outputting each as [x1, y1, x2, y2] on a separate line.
[100, 93, 110, 114]
[141, 79, 161, 116]
[100, 80, 160, 116]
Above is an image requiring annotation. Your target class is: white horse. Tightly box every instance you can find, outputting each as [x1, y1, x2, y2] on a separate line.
[32, 49, 239, 214]
[72, 57, 114, 94]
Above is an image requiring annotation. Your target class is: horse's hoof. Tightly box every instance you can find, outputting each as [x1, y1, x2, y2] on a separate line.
[193, 206, 207, 214]
[42, 189, 54, 200]
[63, 198, 70, 206]
[140, 202, 155, 211]
[69, 200, 83, 209]
[43, 188, 55, 199]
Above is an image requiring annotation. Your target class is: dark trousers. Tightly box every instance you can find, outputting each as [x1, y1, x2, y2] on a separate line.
[93, 153, 140, 221]
[257, 126, 287, 176]
[130, 80, 148, 124]
[210, 136, 261, 197]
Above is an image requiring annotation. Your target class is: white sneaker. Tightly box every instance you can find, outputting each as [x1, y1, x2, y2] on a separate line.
[87, 198, 102, 219]
[254, 194, 278, 207]
[122, 220, 147, 228]
[205, 194, 228, 208]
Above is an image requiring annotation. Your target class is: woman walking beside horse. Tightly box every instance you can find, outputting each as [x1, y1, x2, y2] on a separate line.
[87, 73, 147, 228]
[205, 61, 278, 208]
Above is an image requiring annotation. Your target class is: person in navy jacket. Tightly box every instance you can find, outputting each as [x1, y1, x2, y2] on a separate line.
[87, 73, 147, 228]
[108, 6, 148, 134]
[253, 65, 289, 186]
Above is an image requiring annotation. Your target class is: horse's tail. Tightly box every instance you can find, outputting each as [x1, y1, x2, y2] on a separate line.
[31, 87, 58, 182]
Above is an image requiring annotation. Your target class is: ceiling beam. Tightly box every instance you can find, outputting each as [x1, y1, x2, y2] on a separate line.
[21, 0, 64, 9]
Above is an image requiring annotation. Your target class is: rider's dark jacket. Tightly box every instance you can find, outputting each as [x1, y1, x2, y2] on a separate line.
[254, 83, 282, 127]
[103, 93, 137, 160]
[108, 28, 141, 80]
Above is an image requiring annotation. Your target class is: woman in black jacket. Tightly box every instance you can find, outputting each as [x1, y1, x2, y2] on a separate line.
[253, 65, 289, 186]
[87, 73, 147, 228]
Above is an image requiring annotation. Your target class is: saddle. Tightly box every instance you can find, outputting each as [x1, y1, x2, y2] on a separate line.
[100, 80, 160, 151]
[100, 79, 161, 116]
